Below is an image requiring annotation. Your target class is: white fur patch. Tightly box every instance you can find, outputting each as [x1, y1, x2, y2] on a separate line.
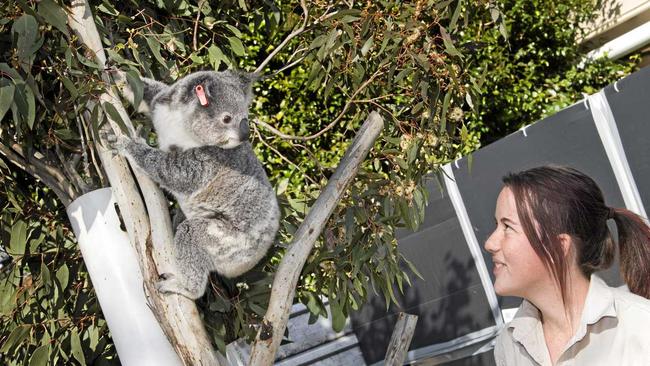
[152, 105, 203, 151]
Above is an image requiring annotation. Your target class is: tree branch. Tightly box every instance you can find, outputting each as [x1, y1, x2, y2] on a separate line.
[0, 142, 75, 206]
[248, 111, 384, 365]
[193, 0, 205, 52]
[384, 313, 418, 366]
[68, 1, 221, 364]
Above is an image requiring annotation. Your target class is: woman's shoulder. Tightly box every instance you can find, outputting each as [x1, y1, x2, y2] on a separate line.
[610, 285, 650, 322]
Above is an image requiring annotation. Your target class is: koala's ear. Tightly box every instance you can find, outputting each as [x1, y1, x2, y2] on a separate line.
[111, 69, 168, 115]
[139, 77, 168, 114]
[225, 70, 259, 95]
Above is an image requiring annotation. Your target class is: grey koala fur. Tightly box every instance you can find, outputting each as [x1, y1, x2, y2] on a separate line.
[111, 70, 280, 300]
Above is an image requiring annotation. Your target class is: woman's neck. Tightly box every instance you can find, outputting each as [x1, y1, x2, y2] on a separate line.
[528, 271, 591, 335]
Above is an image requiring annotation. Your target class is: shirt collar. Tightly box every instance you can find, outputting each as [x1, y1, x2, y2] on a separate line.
[570, 274, 617, 344]
[506, 274, 618, 364]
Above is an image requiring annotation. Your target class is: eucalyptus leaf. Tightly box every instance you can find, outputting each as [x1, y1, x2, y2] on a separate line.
[38, 0, 70, 36]
[29, 345, 50, 366]
[70, 328, 86, 366]
[0, 325, 30, 354]
[9, 220, 27, 255]
[125, 70, 144, 112]
[329, 300, 346, 333]
[0, 79, 15, 122]
[439, 26, 462, 58]
[227, 36, 246, 56]
[12, 14, 39, 71]
[102, 103, 129, 134]
[56, 264, 69, 290]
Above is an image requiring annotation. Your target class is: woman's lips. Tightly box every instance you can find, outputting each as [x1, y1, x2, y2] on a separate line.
[492, 260, 506, 275]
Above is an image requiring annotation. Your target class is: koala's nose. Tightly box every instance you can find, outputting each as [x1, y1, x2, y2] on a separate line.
[239, 118, 250, 140]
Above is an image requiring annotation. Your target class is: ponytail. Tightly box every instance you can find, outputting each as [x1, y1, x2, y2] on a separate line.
[611, 208, 650, 299]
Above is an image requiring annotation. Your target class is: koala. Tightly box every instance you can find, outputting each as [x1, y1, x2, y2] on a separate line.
[110, 70, 280, 300]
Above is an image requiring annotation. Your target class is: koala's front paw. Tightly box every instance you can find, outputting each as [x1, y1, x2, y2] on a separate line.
[156, 273, 201, 300]
[155, 273, 180, 293]
[107, 67, 128, 91]
[101, 131, 132, 157]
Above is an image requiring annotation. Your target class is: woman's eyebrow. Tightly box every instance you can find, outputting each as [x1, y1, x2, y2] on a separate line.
[494, 216, 518, 225]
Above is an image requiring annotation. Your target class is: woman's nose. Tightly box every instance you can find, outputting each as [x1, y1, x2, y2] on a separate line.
[484, 231, 499, 254]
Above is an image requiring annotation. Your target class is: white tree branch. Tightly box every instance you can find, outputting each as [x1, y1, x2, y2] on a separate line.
[68, 1, 220, 364]
[248, 111, 384, 365]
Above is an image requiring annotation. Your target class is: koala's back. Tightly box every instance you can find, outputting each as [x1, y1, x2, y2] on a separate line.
[178, 143, 280, 277]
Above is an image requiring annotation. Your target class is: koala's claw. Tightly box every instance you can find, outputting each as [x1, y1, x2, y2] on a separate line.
[159, 272, 174, 280]
[155, 274, 197, 299]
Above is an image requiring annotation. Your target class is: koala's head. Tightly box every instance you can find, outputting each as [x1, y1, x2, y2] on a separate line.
[134, 70, 257, 150]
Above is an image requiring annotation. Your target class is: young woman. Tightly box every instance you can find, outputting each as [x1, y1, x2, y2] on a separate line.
[485, 165, 650, 366]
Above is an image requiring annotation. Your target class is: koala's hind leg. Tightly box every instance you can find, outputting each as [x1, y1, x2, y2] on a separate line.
[156, 219, 211, 300]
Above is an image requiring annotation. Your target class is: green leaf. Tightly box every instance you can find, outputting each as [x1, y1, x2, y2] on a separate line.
[227, 36, 245, 56]
[248, 302, 266, 317]
[0, 325, 30, 353]
[448, 0, 463, 33]
[90, 103, 104, 147]
[207, 44, 225, 70]
[439, 26, 462, 58]
[360, 36, 374, 56]
[330, 300, 346, 333]
[12, 14, 40, 71]
[145, 36, 168, 68]
[70, 328, 86, 366]
[225, 24, 242, 38]
[38, 0, 70, 36]
[102, 103, 129, 134]
[275, 178, 289, 195]
[125, 70, 144, 112]
[0, 79, 15, 122]
[440, 89, 452, 133]
[60, 76, 78, 99]
[40, 261, 51, 285]
[24, 84, 36, 129]
[29, 345, 50, 366]
[13, 81, 36, 130]
[56, 264, 69, 290]
[97, 2, 119, 16]
[402, 256, 424, 280]
[10, 220, 27, 255]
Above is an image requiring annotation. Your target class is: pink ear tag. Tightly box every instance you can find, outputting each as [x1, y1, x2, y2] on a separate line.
[195, 85, 209, 106]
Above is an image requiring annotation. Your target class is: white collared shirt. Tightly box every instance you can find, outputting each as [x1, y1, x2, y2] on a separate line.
[494, 274, 650, 366]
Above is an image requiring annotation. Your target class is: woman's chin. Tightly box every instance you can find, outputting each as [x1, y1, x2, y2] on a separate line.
[494, 280, 518, 297]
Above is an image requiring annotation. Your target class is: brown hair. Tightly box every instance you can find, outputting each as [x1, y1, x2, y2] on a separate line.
[502, 165, 650, 300]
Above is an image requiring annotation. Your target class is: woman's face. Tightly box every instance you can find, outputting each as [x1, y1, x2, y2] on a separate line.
[484, 187, 551, 298]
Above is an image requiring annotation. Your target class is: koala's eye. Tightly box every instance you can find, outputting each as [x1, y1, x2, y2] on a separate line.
[223, 115, 233, 124]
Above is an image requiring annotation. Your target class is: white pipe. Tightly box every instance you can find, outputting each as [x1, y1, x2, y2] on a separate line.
[587, 91, 648, 222]
[67, 188, 181, 366]
[584, 21, 650, 61]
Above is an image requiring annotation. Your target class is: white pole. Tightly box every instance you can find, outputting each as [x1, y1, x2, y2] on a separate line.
[66, 188, 182, 366]
[583, 21, 650, 62]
